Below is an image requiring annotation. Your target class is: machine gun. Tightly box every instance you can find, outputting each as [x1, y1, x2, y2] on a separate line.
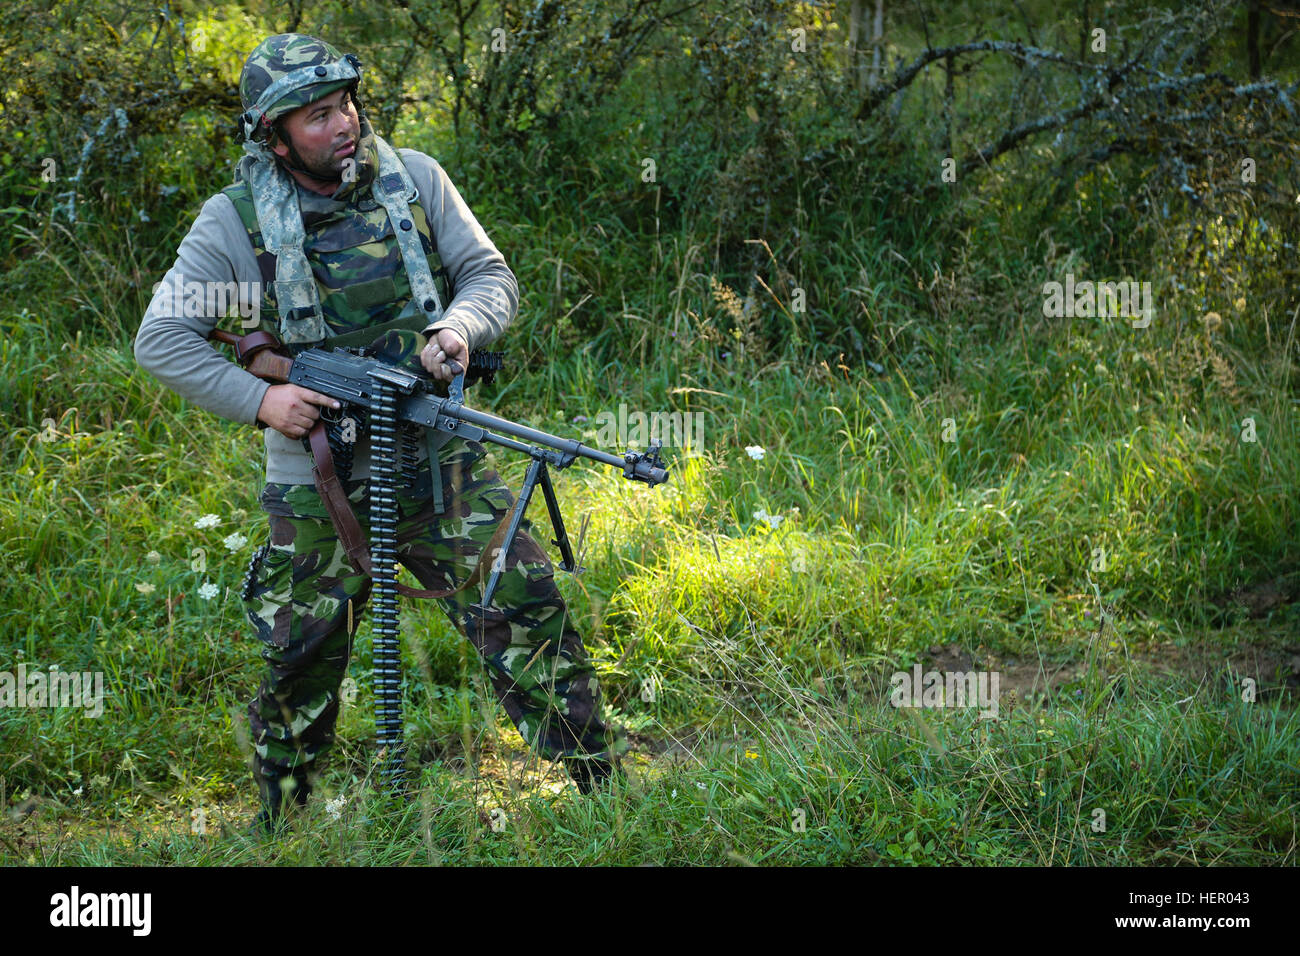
[210, 328, 668, 789]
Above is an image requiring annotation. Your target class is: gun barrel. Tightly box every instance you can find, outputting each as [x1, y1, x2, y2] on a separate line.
[449, 404, 622, 467]
[412, 399, 666, 484]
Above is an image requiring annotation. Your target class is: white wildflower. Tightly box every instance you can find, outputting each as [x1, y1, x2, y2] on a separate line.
[325, 795, 347, 820]
[754, 509, 783, 529]
[197, 582, 219, 601]
[222, 532, 248, 552]
[134, 582, 156, 594]
[744, 445, 765, 460]
[144, 550, 162, 564]
[193, 514, 220, 529]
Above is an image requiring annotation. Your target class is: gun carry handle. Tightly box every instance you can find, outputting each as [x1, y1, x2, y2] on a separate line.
[444, 359, 466, 405]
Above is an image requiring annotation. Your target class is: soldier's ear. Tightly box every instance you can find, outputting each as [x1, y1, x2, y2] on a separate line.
[268, 124, 289, 158]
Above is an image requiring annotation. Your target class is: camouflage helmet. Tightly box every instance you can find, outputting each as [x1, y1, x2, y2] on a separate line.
[238, 34, 361, 142]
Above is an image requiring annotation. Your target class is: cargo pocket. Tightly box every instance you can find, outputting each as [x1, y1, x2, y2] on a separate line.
[260, 482, 332, 520]
[242, 519, 296, 648]
[438, 437, 492, 516]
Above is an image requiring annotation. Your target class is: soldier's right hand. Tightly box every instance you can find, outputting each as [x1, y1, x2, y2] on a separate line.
[257, 384, 341, 439]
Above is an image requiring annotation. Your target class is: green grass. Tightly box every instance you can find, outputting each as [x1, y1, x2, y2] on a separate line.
[10, 657, 1297, 866]
[2, 263, 1295, 864]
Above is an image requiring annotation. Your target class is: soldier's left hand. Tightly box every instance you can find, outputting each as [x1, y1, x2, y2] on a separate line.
[422, 328, 469, 382]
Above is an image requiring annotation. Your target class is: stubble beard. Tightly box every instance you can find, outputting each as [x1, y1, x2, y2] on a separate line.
[278, 125, 356, 183]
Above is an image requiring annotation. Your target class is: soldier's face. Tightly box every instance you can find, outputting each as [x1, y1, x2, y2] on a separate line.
[272, 88, 360, 180]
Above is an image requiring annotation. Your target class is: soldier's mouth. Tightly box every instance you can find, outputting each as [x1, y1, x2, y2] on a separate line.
[335, 140, 355, 157]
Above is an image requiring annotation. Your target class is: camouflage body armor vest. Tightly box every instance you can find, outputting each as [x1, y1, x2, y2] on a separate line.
[224, 145, 456, 498]
[221, 154, 451, 351]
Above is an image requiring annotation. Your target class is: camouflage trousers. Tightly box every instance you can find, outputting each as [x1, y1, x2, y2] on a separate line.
[240, 435, 627, 784]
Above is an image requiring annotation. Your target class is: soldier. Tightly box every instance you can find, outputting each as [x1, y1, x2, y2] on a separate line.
[134, 33, 627, 835]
